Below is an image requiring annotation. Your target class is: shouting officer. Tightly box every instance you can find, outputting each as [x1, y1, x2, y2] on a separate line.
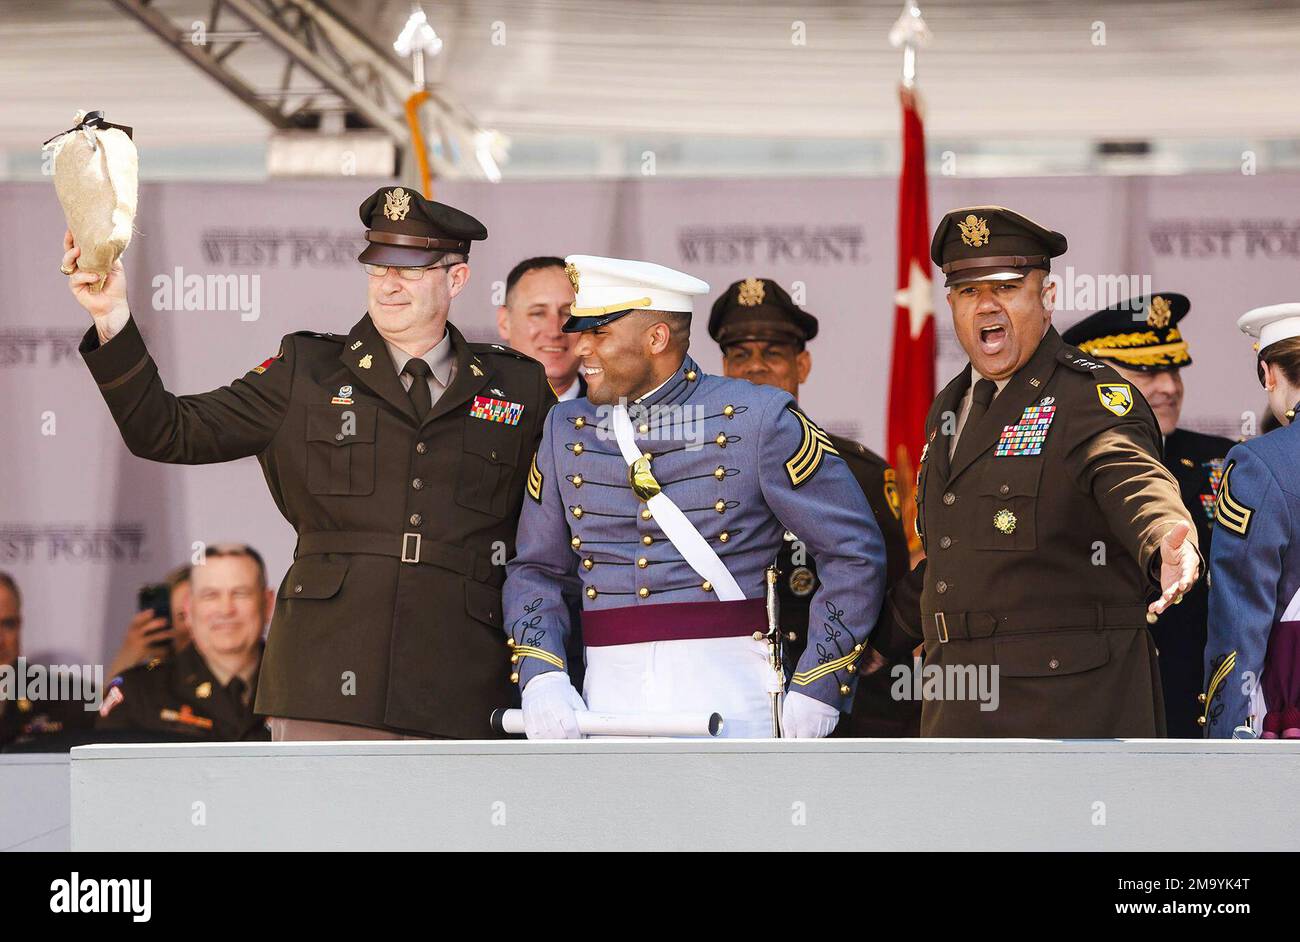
[502, 256, 889, 738]
[709, 277, 916, 736]
[893, 206, 1200, 738]
[1063, 294, 1233, 737]
[66, 186, 554, 740]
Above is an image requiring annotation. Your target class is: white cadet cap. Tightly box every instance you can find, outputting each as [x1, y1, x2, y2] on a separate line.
[562, 255, 710, 332]
[1238, 303, 1300, 351]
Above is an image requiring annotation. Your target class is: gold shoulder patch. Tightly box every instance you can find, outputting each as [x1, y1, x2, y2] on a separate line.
[1213, 459, 1253, 537]
[883, 468, 902, 519]
[1096, 382, 1133, 417]
[526, 452, 543, 503]
[784, 407, 839, 488]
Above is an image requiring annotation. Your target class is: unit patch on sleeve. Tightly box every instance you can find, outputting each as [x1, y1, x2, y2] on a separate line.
[1096, 383, 1134, 417]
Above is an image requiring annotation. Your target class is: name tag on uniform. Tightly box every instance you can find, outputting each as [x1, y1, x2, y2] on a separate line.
[470, 395, 524, 426]
[995, 404, 1056, 456]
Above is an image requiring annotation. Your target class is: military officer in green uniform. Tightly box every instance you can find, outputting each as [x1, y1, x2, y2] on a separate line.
[1063, 294, 1233, 737]
[64, 186, 555, 740]
[97, 544, 270, 741]
[891, 206, 1202, 737]
[709, 277, 917, 736]
[0, 572, 96, 751]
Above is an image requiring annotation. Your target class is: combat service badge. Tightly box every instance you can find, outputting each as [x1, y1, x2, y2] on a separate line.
[883, 468, 902, 519]
[1096, 383, 1133, 416]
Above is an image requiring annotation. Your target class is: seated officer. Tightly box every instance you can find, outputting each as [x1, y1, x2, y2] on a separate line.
[503, 256, 890, 739]
[709, 277, 917, 736]
[0, 572, 96, 750]
[98, 545, 271, 741]
[1063, 294, 1233, 737]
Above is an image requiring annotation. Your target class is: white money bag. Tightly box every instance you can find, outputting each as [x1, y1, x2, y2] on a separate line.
[45, 110, 138, 291]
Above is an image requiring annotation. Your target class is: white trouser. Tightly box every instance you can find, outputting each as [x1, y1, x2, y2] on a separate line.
[582, 635, 782, 739]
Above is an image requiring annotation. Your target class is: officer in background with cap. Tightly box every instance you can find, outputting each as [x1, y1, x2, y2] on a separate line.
[503, 255, 889, 738]
[709, 277, 917, 736]
[1063, 294, 1233, 737]
[65, 186, 554, 740]
[889, 205, 1200, 737]
[1202, 303, 1300, 738]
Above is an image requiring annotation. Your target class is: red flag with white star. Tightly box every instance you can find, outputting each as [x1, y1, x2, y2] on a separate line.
[887, 86, 935, 555]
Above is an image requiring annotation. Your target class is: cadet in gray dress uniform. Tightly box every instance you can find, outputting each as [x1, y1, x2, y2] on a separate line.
[501, 256, 890, 738]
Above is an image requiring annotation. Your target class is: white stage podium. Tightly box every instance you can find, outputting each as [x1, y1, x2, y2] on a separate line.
[1, 754, 71, 851]
[66, 739, 1299, 851]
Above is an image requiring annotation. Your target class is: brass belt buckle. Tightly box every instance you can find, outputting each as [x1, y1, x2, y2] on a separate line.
[401, 532, 422, 564]
[935, 612, 949, 644]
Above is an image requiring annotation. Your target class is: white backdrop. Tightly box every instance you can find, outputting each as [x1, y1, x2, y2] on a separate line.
[3, 172, 1298, 665]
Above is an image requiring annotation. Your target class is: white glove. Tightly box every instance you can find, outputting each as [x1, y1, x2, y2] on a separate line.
[781, 691, 841, 738]
[520, 671, 587, 740]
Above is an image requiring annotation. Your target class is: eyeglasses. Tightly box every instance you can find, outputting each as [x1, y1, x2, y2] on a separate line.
[362, 262, 459, 281]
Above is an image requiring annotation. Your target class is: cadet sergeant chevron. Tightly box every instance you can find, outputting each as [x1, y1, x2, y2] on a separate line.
[890, 206, 1202, 738]
[66, 187, 554, 740]
[502, 256, 889, 738]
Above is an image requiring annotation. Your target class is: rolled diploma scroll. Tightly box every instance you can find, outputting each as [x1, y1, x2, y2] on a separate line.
[491, 709, 723, 738]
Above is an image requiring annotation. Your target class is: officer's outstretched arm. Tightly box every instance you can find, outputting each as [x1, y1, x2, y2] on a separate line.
[757, 395, 888, 713]
[80, 314, 294, 463]
[1064, 396, 1198, 577]
[503, 407, 583, 690]
[1204, 446, 1285, 737]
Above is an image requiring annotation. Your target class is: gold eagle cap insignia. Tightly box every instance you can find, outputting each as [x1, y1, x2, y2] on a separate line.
[1146, 295, 1172, 329]
[383, 187, 412, 221]
[564, 262, 581, 294]
[737, 277, 766, 307]
[958, 214, 990, 247]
